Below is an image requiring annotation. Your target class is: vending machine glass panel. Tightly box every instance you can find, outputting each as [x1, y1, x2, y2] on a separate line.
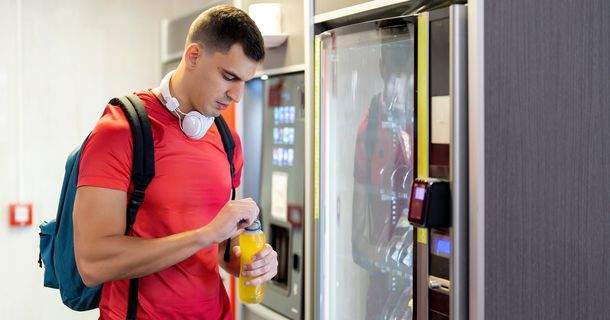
[318, 17, 416, 320]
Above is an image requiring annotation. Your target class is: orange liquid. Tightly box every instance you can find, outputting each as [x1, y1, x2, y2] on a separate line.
[239, 231, 266, 303]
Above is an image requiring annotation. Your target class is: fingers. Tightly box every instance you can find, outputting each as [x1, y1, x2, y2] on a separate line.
[230, 203, 259, 215]
[232, 198, 258, 210]
[252, 244, 273, 261]
[242, 244, 273, 271]
[244, 264, 277, 286]
[242, 244, 278, 285]
[228, 198, 257, 208]
[220, 199, 259, 235]
[229, 199, 260, 225]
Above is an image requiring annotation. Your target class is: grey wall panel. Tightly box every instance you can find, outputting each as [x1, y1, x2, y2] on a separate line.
[244, 0, 304, 69]
[485, 1, 610, 319]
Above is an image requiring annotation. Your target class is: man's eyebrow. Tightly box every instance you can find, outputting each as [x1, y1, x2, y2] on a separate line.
[219, 68, 242, 81]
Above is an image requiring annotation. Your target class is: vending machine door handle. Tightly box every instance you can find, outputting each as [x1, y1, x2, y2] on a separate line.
[293, 253, 300, 272]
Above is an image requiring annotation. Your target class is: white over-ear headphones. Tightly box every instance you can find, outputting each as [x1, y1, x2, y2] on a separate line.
[160, 70, 214, 140]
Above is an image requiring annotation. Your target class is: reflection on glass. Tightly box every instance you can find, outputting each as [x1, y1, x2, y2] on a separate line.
[272, 105, 297, 125]
[319, 18, 415, 320]
[273, 128, 280, 144]
[272, 147, 295, 167]
[289, 106, 296, 124]
[273, 108, 280, 125]
[287, 148, 294, 166]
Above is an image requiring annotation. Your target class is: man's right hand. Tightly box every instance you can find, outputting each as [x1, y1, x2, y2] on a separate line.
[203, 198, 259, 244]
[74, 188, 260, 287]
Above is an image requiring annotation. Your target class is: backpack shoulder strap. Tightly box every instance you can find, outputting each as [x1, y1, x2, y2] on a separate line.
[108, 95, 154, 320]
[215, 115, 238, 264]
[214, 115, 236, 198]
[108, 95, 155, 231]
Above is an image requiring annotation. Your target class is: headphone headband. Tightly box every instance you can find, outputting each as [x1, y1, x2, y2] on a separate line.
[160, 70, 180, 112]
[159, 69, 214, 140]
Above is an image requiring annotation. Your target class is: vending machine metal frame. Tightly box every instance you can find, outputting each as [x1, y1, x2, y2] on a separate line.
[414, 5, 468, 320]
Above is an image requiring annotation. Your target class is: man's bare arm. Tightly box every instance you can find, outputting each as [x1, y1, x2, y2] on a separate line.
[73, 186, 258, 287]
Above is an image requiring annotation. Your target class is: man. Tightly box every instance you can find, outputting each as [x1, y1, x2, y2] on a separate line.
[73, 5, 278, 319]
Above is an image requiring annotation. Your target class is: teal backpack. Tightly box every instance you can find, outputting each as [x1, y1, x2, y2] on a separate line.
[38, 95, 236, 319]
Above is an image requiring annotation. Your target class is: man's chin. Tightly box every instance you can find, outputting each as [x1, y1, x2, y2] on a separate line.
[198, 108, 219, 118]
[210, 109, 221, 118]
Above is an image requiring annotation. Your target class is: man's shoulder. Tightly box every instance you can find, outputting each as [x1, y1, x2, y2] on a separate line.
[87, 103, 133, 147]
[94, 90, 156, 135]
[134, 89, 160, 110]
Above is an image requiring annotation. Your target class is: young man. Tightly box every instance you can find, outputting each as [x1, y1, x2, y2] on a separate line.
[73, 5, 277, 319]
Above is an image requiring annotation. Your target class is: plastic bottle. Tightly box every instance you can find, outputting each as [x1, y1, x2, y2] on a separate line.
[239, 219, 266, 304]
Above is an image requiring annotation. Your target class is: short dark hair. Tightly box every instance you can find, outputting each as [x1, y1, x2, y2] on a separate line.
[187, 5, 265, 62]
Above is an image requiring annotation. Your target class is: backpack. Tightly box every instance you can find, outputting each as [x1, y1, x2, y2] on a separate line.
[38, 95, 236, 319]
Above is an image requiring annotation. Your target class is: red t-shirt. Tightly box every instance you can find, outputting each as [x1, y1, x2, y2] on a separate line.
[78, 90, 243, 320]
[353, 98, 413, 243]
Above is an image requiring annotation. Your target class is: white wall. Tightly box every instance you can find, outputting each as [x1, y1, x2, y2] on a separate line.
[0, 1, 214, 318]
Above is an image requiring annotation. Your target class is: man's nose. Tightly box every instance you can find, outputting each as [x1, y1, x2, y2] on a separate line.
[226, 82, 244, 103]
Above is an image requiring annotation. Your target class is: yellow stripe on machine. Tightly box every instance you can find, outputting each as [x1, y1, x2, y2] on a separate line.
[313, 36, 321, 220]
[416, 13, 429, 244]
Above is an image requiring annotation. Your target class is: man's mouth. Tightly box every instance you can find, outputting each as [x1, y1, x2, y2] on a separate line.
[216, 101, 230, 110]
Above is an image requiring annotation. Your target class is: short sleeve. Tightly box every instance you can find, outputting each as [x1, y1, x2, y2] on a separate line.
[78, 104, 133, 191]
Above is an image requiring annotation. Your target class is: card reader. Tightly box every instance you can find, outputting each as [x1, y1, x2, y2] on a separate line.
[407, 178, 451, 228]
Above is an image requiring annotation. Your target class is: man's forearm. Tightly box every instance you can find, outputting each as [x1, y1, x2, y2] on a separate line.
[73, 186, 259, 287]
[76, 225, 217, 287]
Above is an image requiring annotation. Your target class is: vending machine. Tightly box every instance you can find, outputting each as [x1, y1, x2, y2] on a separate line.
[312, 3, 467, 320]
[242, 72, 305, 319]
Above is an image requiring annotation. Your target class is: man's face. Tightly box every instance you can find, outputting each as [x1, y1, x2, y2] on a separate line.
[186, 43, 258, 117]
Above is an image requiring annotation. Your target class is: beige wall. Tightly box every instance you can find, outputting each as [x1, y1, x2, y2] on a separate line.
[0, 1, 214, 319]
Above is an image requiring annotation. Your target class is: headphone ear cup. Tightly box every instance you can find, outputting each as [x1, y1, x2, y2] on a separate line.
[182, 112, 204, 140]
[182, 111, 214, 140]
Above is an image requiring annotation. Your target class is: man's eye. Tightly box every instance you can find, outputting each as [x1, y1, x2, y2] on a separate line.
[223, 74, 236, 81]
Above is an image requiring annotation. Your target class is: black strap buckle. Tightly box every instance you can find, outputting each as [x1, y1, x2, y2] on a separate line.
[129, 189, 145, 207]
[126, 189, 145, 231]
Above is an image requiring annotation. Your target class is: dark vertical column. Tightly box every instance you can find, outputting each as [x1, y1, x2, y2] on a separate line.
[485, 1, 610, 319]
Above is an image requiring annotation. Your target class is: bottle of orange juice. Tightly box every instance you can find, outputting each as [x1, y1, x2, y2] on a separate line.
[239, 219, 266, 304]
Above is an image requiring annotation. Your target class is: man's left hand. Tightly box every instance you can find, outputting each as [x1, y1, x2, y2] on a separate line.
[238, 244, 278, 286]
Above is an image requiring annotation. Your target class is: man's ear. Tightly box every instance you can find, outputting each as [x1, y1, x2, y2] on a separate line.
[184, 43, 202, 69]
